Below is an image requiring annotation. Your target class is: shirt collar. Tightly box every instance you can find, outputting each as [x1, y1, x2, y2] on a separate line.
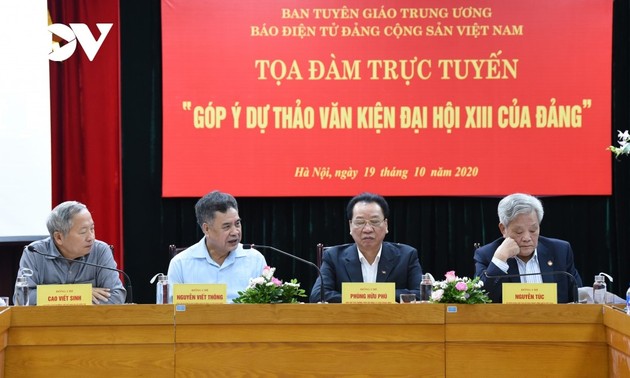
[357, 244, 383, 265]
[191, 239, 246, 259]
[515, 248, 539, 265]
[47, 238, 90, 262]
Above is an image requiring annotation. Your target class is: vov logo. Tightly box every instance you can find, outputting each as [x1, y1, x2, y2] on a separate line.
[49, 23, 113, 62]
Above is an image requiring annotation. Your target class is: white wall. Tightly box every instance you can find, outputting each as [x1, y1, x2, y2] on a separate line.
[0, 1, 51, 241]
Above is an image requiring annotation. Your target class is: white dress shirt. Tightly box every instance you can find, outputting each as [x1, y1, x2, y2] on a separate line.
[357, 245, 382, 283]
[491, 250, 542, 283]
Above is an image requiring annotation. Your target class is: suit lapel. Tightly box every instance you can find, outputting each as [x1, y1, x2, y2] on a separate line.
[376, 244, 395, 282]
[537, 242, 554, 283]
[342, 245, 364, 282]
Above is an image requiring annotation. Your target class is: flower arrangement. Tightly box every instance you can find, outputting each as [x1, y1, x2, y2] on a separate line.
[609, 130, 630, 158]
[233, 266, 306, 304]
[430, 271, 491, 304]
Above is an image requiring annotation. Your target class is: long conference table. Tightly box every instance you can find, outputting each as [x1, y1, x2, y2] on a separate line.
[0, 303, 629, 377]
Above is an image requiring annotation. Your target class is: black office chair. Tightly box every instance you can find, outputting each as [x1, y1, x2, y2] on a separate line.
[316, 243, 328, 268]
[168, 244, 187, 259]
[315, 242, 360, 267]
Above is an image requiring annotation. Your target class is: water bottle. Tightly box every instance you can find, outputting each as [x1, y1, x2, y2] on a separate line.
[15, 276, 29, 306]
[150, 273, 169, 304]
[592, 274, 606, 304]
[419, 274, 433, 302]
[626, 282, 630, 315]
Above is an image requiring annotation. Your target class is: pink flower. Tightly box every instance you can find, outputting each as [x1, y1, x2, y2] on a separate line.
[262, 266, 275, 279]
[455, 282, 467, 291]
[445, 270, 457, 283]
[249, 276, 265, 287]
[271, 277, 282, 286]
[431, 289, 444, 301]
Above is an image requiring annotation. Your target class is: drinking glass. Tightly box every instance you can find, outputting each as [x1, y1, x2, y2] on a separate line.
[399, 293, 417, 303]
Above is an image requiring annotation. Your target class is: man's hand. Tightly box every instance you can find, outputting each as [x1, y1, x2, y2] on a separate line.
[92, 287, 112, 304]
[493, 237, 520, 262]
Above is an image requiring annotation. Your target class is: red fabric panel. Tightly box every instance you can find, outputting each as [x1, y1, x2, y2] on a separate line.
[48, 0, 123, 268]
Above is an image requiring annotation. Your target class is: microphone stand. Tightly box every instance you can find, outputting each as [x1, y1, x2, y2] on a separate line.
[243, 244, 326, 304]
[27, 245, 133, 304]
[483, 270, 579, 304]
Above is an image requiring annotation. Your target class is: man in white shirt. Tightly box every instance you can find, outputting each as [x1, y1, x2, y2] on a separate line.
[168, 190, 266, 303]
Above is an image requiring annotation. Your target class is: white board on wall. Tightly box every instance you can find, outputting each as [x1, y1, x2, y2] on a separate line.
[0, 0, 51, 241]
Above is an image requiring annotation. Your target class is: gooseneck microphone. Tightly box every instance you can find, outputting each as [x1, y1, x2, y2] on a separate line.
[242, 244, 325, 304]
[483, 270, 579, 304]
[27, 245, 133, 304]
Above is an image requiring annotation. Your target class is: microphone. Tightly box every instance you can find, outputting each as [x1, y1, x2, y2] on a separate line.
[483, 270, 579, 304]
[242, 243, 325, 304]
[27, 245, 133, 304]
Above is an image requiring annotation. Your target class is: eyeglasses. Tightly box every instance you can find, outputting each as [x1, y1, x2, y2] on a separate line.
[351, 218, 385, 228]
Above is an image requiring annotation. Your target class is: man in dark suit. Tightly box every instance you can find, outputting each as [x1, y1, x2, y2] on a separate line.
[310, 193, 422, 303]
[474, 193, 582, 303]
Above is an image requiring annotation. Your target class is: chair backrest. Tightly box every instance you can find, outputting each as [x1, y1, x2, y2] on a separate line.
[316, 243, 328, 267]
[169, 244, 187, 259]
[316, 243, 355, 267]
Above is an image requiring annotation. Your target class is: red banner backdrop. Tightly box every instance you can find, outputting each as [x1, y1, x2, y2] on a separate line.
[162, 0, 612, 197]
[49, 0, 123, 267]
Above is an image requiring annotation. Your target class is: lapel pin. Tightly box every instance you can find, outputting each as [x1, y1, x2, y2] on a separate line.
[381, 271, 386, 274]
[547, 260, 553, 267]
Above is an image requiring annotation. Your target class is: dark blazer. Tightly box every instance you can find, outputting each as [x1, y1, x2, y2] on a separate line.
[309, 242, 422, 303]
[474, 236, 583, 303]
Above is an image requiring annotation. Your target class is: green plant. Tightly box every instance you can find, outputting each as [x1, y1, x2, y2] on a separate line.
[233, 266, 306, 304]
[609, 130, 630, 157]
[430, 270, 491, 304]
